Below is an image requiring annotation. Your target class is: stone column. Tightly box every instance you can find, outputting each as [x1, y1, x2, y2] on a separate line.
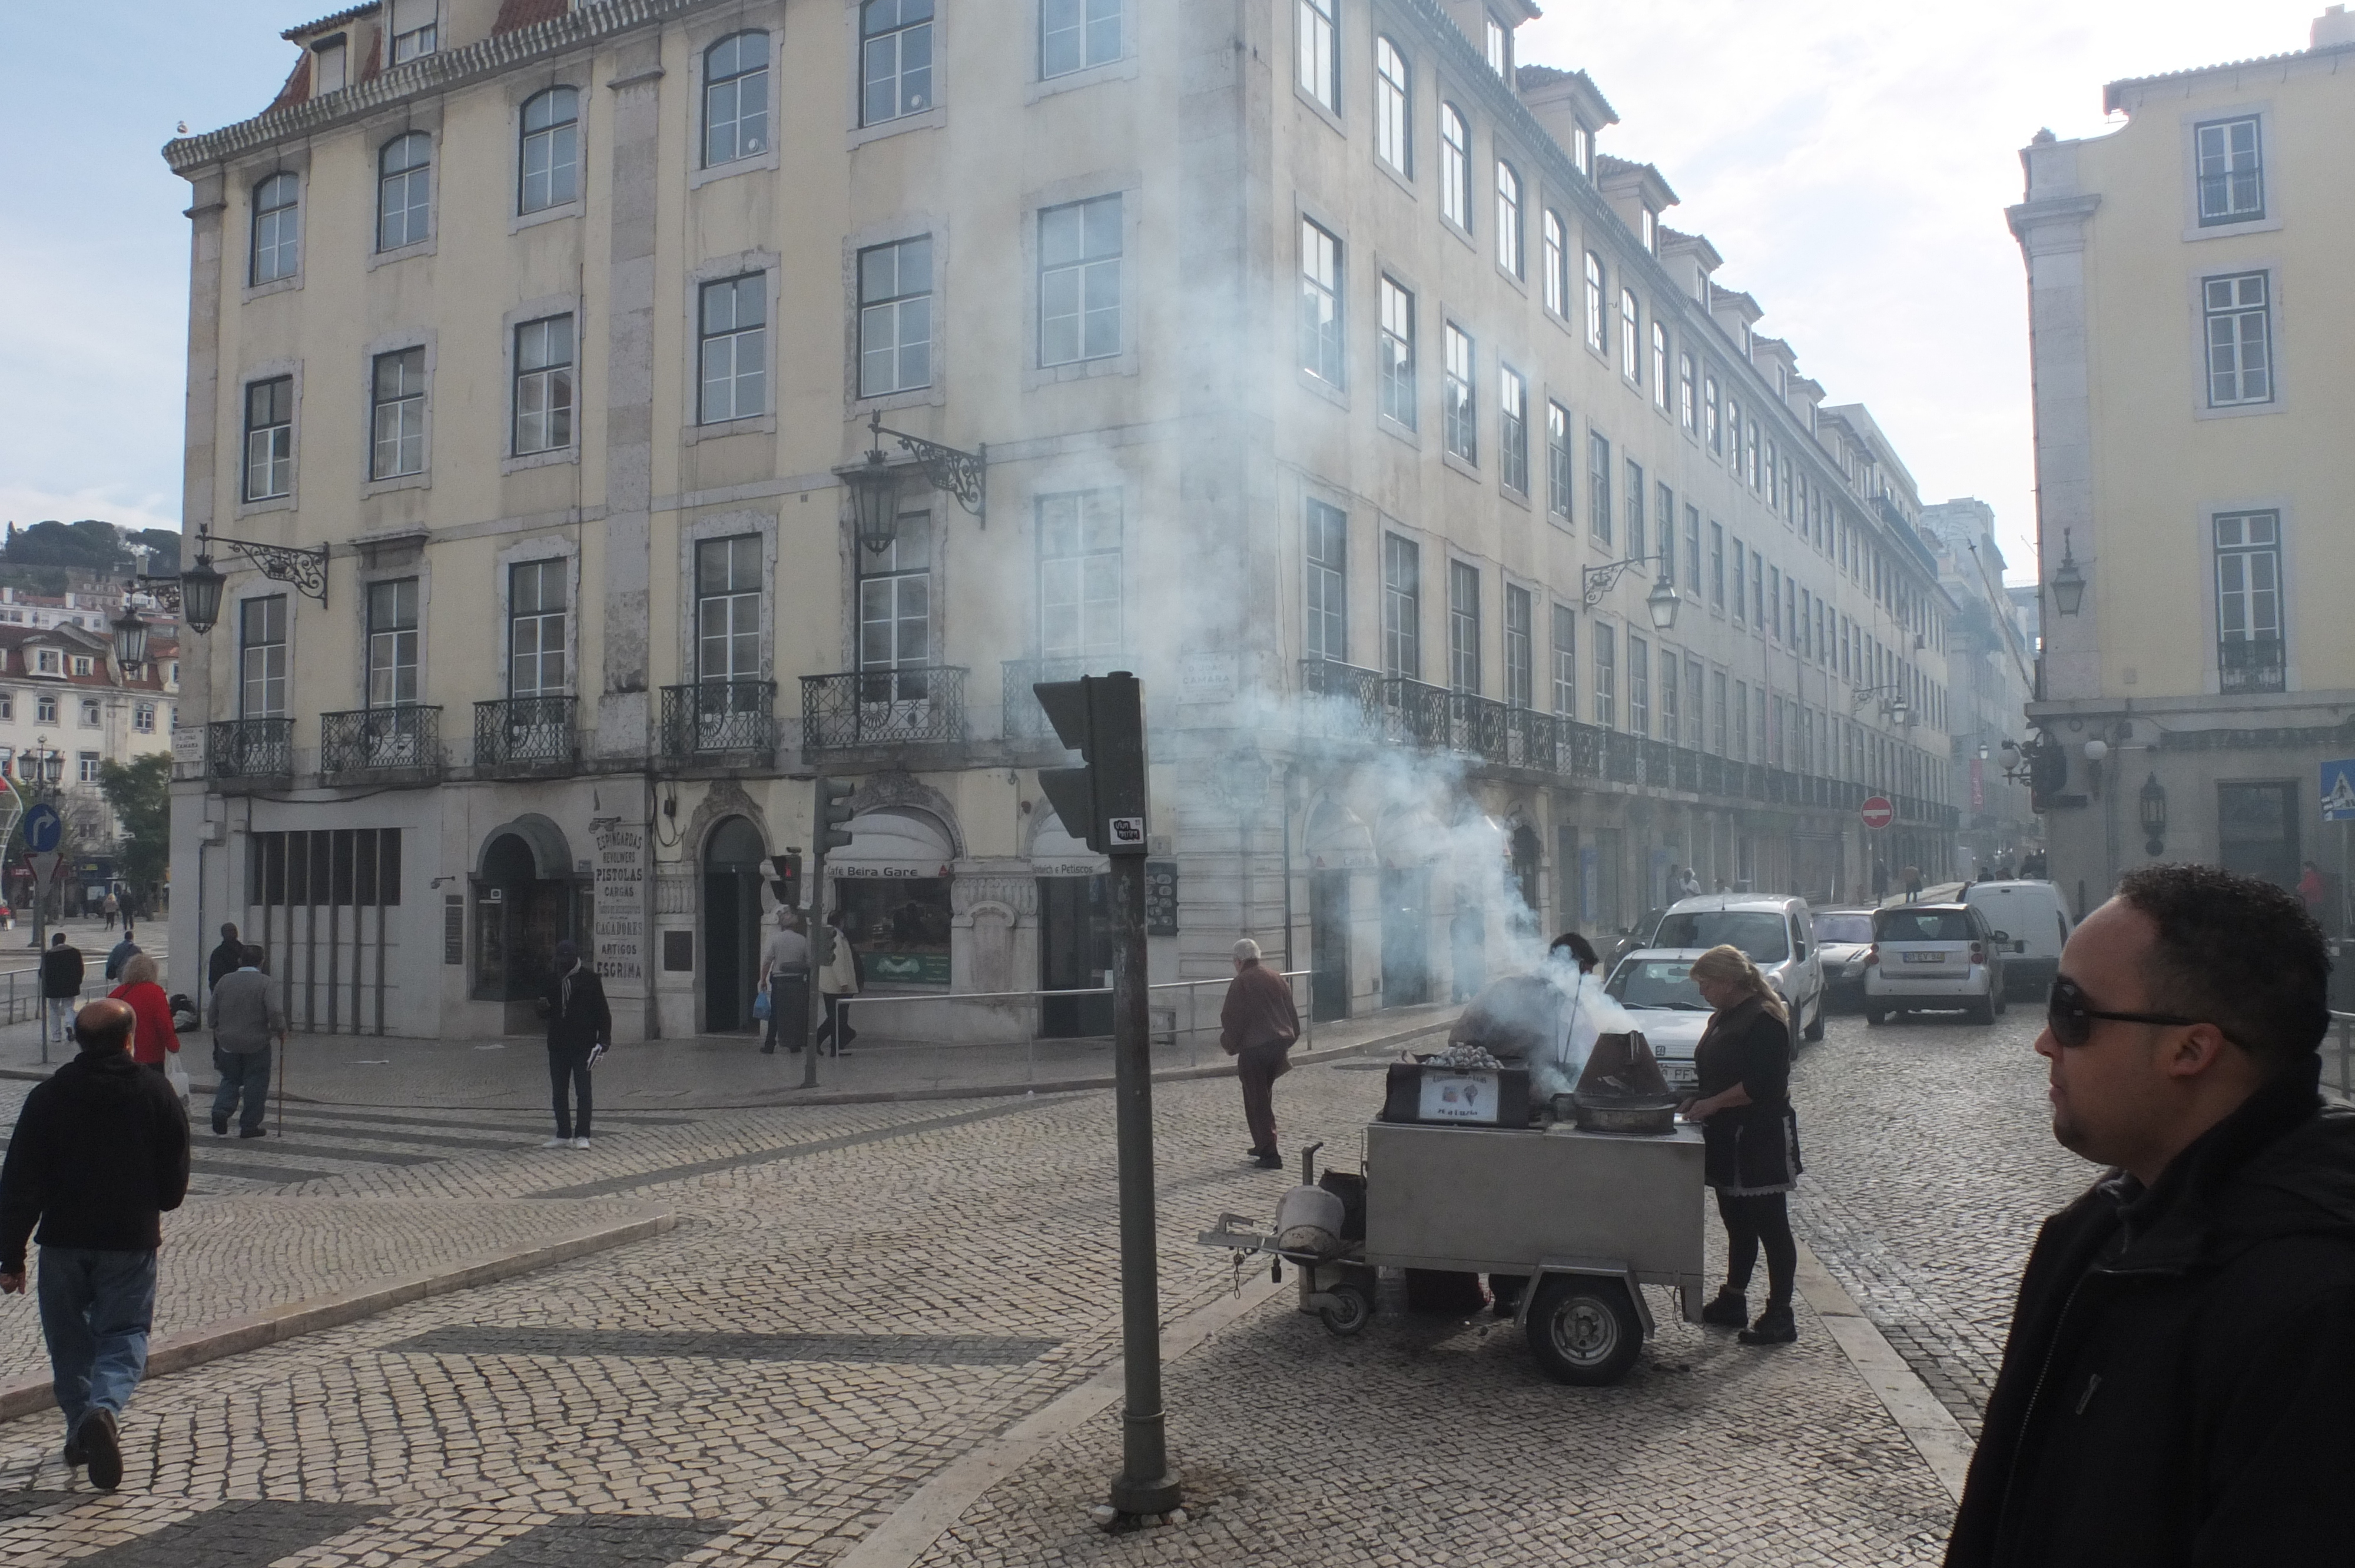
[598, 43, 665, 760]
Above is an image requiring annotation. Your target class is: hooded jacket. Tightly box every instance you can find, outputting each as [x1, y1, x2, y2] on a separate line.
[542, 961, 611, 1052]
[1946, 1058, 2355, 1567]
[0, 1048, 190, 1271]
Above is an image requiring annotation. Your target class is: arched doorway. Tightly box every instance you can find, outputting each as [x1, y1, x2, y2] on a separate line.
[474, 815, 582, 1026]
[703, 816, 767, 1032]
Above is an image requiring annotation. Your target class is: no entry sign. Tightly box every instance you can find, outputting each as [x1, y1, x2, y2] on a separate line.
[1860, 796, 1895, 831]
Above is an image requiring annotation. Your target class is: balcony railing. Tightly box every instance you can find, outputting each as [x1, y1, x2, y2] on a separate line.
[2220, 637, 2286, 695]
[472, 695, 578, 772]
[1003, 656, 1133, 742]
[208, 717, 293, 782]
[661, 680, 777, 760]
[319, 706, 442, 780]
[802, 666, 968, 751]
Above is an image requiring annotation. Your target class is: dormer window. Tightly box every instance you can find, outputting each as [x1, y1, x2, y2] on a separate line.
[1641, 207, 1657, 254]
[1572, 123, 1592, 178]
[312, 34, 348, 95]
[1485, 15, 1510, 75]
[390, 0, 437, 63]
[72, 657, 93, 677]
[34, 649, 59, 676]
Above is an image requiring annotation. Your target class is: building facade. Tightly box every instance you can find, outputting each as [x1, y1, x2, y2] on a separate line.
[2011, 8, 2355, 923]
[1917, 498, 2038, 877]
[163, 0, 1959, 1045]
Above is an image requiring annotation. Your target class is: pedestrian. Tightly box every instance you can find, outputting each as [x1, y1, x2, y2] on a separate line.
[1903, 864, 1923, 902]
[812, 909, 861, 1057]
[104, 926, 139, 984]
[39, 932, 83, 1052]
[1678, 866, 1702, 900]
[1946, 863, 2355, 1565]
[0, 997, 190, 1491]
[205, 923, 243, 995]
[536, 939, 609, 1151]
[1975, 866, 1993, 884]
[1220, 938, 1300, 1172]
[107, 955, 180, 1081]
[99, 891, 117, 931]
[1681, 944, 1803, 1346]
[758, 908, 810, 1056]
[205, 945, 284, 1140]
[1871, 858, 1890, 901]
[2298, 857, 2327, 923]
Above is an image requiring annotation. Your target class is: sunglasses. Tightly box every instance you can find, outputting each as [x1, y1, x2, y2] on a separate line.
[2044, 975, 2214, 1049]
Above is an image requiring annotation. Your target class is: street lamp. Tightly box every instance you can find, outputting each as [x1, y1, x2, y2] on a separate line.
[2139, 771, 2168, 856]
[1643, 571, 1681, 632]
[111, 599, 149, 670]
[167, 523, 328, 636]
[840, 410, 988, 556]
[1581, 554, 1679, 630]
[2049, 529, 2086, 617]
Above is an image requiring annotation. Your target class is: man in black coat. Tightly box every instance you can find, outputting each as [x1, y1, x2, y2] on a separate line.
[537, 939, 611, 1150]
[39, 932, 83, 1052]
[0, 999, 190, 1491]
[1946, 863, 2355, 1566]
[205, 923, 243, 995]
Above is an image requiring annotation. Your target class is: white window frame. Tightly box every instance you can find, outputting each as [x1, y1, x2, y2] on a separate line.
[1297, 0, 1338, 113]
[698, 272, 770, 425]
[1442, 323, 1476, 464]
[518, 85, 581, 215]
[1494, 160, 1523, 280]
[2195, 114, 2264, 227]
[1298, 218, 1344, 388]
[860, 0, 936, 128]
[1040, 0, 1122, 81]
[2202, 269, 2274, 408]
[1439, 104, 1471, 231]
[858, 234, 936, 398]
[1374, 36, 1410, 175]
[1378, 275, 1415, 431]
[375, 131, 433, 255]
[1037, 192, 1125, 371]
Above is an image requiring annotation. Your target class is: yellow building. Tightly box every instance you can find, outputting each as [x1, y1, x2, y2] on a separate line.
[2011, 8, 2355, 921]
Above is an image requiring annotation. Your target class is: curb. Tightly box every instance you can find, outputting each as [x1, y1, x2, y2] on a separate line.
[0, 1208, 677, 1426]
[1792, 1238, 1974, 1503]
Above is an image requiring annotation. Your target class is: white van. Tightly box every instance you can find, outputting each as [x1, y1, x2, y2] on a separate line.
[1962, 880, 2074, 998]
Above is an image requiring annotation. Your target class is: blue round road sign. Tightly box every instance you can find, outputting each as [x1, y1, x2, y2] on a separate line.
[22, 803, 62, 854]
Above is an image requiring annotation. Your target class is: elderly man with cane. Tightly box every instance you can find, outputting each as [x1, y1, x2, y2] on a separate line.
[1220, 938, 1299, 1172]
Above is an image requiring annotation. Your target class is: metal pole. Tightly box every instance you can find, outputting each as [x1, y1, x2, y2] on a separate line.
[1106, 851, 1178, 1516]
[32, 869, 46, 1065]
[802, 805, 825, 1091]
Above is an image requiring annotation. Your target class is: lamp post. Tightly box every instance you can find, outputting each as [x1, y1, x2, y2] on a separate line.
[2049, 530, 2086, 617]
[2139, 771, 2167, 857]
[1581, 555, 1680, 632]
[110, 599, 150, 670]
[841, 410, 988, 555]
[164, 524, 328, 636]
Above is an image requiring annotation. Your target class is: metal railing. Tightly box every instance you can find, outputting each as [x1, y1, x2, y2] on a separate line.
[802, 666, 968, 751]
[2220, 637, 2286, 695]
[208, 717, 294, 781]
[473, 695, 578, 772]
[319, 705, 443, 780]
[660, 680, 777, 759]
[1001, 656, 1135, 742]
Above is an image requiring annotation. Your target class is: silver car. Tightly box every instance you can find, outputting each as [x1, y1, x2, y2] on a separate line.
[1643, 894, 1827, 1043]
[1602, 949, 1716, 1095]
[1863, 902, 2009, 1025]
[1812, 908, 1876, 1008]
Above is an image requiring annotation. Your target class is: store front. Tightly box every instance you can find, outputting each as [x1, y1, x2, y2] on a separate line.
[473, 815, 585, 1029]
[830, 809, 955, 988]
[1033, 812, 1112, 1037]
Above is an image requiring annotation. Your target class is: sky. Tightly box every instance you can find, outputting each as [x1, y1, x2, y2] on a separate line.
[0, 1, 2334, 582]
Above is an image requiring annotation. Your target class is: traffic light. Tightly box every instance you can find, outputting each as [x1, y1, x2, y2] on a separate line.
[769, 849, 802, 911]
[817, 777, 856, 852]
[1032, 672, 1149, 855]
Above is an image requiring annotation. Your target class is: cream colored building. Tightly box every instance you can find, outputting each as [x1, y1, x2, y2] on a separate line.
[2011, 8, 2355, 922]
[163, 0, 1958, 1045]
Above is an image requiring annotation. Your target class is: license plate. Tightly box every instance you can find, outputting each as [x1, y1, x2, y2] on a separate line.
[1901, 952, 1947, 964]
[1661, 1062, 1697, 1087]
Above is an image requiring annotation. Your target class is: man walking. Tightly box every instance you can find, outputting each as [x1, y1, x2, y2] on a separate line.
[1220, 939, 1299, 1171]
[812, 908, 860, 1057]
[206, 945, 284, 1139]
[759, 908, 810, 1056]
[538, 939, 609, 1150]
[1946, 864, 2355, 1564]
[205, 923, 243, 995]
[39, 932, 82, 1052]
[99, 891, 117, 931]
[0, 998, 190, 1490]
[104, 926, 140, 984]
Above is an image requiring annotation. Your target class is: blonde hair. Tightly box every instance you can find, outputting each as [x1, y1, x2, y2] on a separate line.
[120, 953, 159, 990]
[1690, 944, 1787, 1024]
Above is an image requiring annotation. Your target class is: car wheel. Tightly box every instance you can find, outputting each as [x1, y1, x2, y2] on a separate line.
[1802, 995, 1826, 1042]
[1968, 995, 1996, 1025]
[1993, 984, 2009, 1016]
[1865, 1008, 1886, 1026]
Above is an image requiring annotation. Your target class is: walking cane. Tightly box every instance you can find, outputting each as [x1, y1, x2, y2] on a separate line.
[275, 1030, 286, 1138]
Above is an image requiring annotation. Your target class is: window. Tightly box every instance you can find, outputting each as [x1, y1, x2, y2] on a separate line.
[1298, 0, 1338, 111]
[698, 274, 767, 423]
[250, 172, 298, 285]
[1042, 0, 1120, 78]
[1684, 507, 1701, 596]
[1624, 459, 1644, 559]
[509, 559, 568, 696]
[2215, 511, 2283, 693]
[34, 650, 58, 676]
[1551, 604, 1576, 715]
[1039, 194, 1122, 366]
[2204, 271, 2273, 407]
[1570, 121, 1591, 177]
[243, 377, 294, 501]
[1679, 353, 1696, 431]
[2195, 115, 2263, 225]
[861, 0, 934, 126]
[1299, 220, 1344, 386]
[1374, 37, 1410, 172]
[1588, 431, 1611, 544]
[1686, 659, 1703, 750]
[512, 315, 575, 456]
[1744, 415, 1760, 488]
[1704, 373, 1721, 453]
[1657, 484, 1676, 580]
[376, 132, 431, 252]
[78, 753, 99, 785]
[134, 703, 155, 733]
[1378, 277, 1415, 427]
[1712, 670, 1727, 754]
[367, 578, 420, 707]
[1733, 680, 1749, 760]
[1769, 566, 1782, 639]
[1498, 367, 1527, 492]
[1305, 499, 1347, 663]
[1619, 288, 1639, 381]
[696, 534, 763, 682]
[1382, 533, 1420, 680]
[1440, 105, 1470, 229]
[71, 657, 92, 678]
[1583, 251, 1605, 354]
[702, 32, 771, 166]
[390, 0, 437, 61]
[240, 595, 288, 718]
[1505, 586, 1532, 709]
[1442, 324, 1475, 462]
[313, 35, 347, 94]
[1495, 161, 1523, 277]
[1730, 538, 1745, 624]
[859, 513, 936, 699]
[1658, 647, 1679, 744]
[78, 698, 98, 727]
[1628, 635, 1649, 737]
[1485, 14, 1508, 74]
[1541, 210, 1565, 316]
[859, 235, 934, 397]
[35, 694, 56, 724]
[1039, 490, 1122, 659]
[1753, 552, 1766, 628]
[1545, 400, 1572, 522]
[370, 348, 426, 479]
[1593, 622, 1616, 729]
[1448, 559, 1481, 693]
[519, 87, 579, 212]
[1651, 323, 1669, 410]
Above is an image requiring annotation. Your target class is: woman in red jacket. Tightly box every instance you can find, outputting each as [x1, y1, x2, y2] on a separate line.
[107, 952, 181, 1073]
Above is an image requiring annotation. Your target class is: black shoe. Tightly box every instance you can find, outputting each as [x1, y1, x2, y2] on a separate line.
[77, 1410, 120, 1491]
[238, 1126, 267, 1139]
[1253, 1154, 1284, 1170]
[61, 1431, 85, 1467]
[760, 1045, 775, 1055]
[1700, 1289, 1749, 1328]
[1739, 1303, 1798, 1345]
[211, 1116, 227, 1137]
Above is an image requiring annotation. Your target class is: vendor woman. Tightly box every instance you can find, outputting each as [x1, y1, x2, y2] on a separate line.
[1679, 944, 1803, 1346]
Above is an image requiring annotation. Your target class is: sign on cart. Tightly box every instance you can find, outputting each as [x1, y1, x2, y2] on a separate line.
[1860, 796, 1895, 831]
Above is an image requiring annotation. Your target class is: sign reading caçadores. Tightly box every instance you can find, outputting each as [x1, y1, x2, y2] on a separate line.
[588, 816, 645, 986]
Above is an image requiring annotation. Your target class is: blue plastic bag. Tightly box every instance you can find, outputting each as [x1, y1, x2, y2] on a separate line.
[752, 986, 772, 1021]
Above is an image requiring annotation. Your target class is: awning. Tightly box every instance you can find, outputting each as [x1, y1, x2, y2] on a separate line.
[828, 809, 954, 879]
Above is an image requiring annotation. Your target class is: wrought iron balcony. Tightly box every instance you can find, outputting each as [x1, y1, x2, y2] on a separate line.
[207, 717, 293, 782]
[661, 680, 778, 760]
[319, 706, 443, 782]
[802, 666, 967, 751]
[2219, 637, 2286, 695]
[472, 695, 578, 773]
[1002, 656, 1134, 742]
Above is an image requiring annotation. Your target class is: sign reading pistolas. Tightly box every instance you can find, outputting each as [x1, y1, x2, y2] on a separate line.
[589, 816, 645, 986]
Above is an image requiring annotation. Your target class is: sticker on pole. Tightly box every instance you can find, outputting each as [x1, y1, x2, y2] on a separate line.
[1860, 796, 1895, 831]
[21, 803, 61, 854]
[1107, 816, 1147, 850]
[2324, 760, 2355, 822]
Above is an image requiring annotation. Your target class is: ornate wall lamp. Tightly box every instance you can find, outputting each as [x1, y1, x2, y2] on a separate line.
[1580, 555, 1681, 630]
[841, 410, 987, 555]
[2139, 771, 2167, 857]
[149, 523, 330, 636]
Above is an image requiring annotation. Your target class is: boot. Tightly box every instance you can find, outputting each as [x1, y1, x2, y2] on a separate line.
[1700, 1287, 1749, 1328]
[1739, 1300, 1797, 1345]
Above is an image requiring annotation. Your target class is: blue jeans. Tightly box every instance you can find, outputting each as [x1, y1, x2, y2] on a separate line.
[38, 1247, 157, 1436]
[212, 1047, 272, 1133]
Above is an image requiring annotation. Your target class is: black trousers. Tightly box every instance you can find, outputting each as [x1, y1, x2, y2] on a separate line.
[549, 1045, 593, 1140]
[1715, 1189, 1796, 1305]
[814, 992, 857, 1051]
[764, 976, 808, 1052]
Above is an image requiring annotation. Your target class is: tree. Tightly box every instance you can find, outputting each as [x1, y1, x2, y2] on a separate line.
[98, 755, 170, 905]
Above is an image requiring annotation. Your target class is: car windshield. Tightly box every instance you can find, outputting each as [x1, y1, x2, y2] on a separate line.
[1608, 959, 1708, 1010]
[1813, 913, 1873, 945]
[1652, 910, 1789, 962]
[1875, 909, 1973, 943]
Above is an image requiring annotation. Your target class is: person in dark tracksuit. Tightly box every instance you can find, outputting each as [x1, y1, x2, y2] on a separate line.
[538, 940, 610, 1151]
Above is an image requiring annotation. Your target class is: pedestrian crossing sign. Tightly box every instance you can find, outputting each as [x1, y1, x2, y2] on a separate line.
[2323, 760, 2355, 822]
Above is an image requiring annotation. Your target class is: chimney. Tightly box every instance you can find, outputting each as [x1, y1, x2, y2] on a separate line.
[2316, 5, 2355, 46]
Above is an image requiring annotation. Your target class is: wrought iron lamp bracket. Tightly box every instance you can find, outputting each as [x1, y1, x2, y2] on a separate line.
[215, 534, 331, 605]
[868, 412, 987, 526]
[1580, 554, 1657, 609]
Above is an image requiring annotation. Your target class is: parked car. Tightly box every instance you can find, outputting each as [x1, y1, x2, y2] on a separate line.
[1604, 908, 1667, 975]
[1863, 903, 2008, 1025]
[1645, 894, 1826, 1042]
[1961, 879, 2072, 998]
[1812, 908, 1876, 1008]
[1603, 949, 1714, 1095]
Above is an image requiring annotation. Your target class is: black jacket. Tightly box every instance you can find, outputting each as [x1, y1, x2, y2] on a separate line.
[1693, 995, 1800, 1192]
[38, 945, 82, 1000]
[0, 1049, 190, 1271]
[540, 963, 612, 1052]
[1946, 1060, 2355, 1567]
[207, 939, 243, 993]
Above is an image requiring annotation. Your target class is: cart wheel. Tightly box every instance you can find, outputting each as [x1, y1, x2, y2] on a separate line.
[1525, 1274, 1643, 1386]
[1865, 1008, 1886, 1027]
[1318, 1283, 1372, 1338]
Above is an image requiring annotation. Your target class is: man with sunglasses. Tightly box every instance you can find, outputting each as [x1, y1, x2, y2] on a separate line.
[1947, 863, 2355, 1566]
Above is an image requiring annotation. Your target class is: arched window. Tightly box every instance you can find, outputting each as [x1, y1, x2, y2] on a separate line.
[703, 31, 770, 167]
[519, 87, 579, 213]
[1439, 104, 1468, 229]
[376, 132, 432, 252]
[1494, 160, 1521, 278]
[250, 172, 299, 285]
[1541, 208, 1565, 315]
[1374, 37, 1409, 173]
[1651, 321, 1668, 409]
[1583, 250, 1604, 353]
